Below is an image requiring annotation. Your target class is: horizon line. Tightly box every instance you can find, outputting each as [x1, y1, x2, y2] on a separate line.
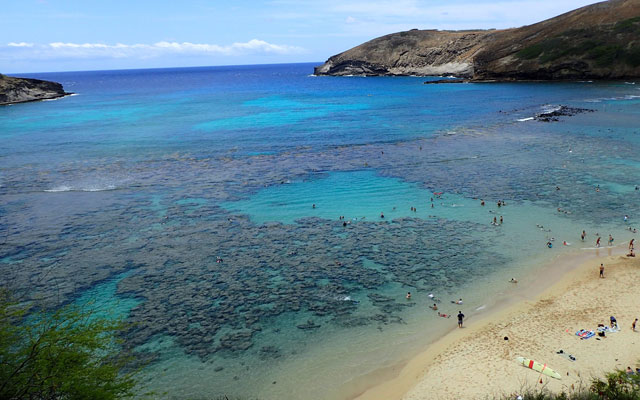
[4, 60, 324, 76]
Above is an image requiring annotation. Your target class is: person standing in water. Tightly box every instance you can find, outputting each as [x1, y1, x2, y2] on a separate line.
[581, 230, 586, 241]
[630, 238, 635, 251]
[596, 237, 601, 247]
[609, 234, 614, 246]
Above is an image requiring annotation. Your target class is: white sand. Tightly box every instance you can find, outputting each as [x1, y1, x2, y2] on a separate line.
[353, 251, 640, 400]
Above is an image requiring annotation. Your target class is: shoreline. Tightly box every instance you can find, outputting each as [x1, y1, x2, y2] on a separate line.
[350, 245, 636, 400]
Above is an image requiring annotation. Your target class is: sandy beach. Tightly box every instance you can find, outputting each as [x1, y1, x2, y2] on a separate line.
[355, 248, 640, 400]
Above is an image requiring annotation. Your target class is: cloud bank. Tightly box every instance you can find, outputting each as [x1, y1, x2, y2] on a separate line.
[1, 39, 306, 60]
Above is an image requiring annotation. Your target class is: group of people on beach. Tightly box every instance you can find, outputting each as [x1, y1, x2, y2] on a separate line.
[408, 292, 466, 327]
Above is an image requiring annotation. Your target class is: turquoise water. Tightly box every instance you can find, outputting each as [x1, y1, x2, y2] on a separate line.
[1, 64, 640, 399]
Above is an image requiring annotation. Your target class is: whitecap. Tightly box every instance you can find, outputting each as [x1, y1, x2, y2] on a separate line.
[517, 117, 535, 122]
[44, 185, 72, 192]
[44, 184, 117, 192]
[540, 104, 562, 114]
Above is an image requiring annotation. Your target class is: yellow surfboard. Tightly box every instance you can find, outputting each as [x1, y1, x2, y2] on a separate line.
[516, 357, 562, 379]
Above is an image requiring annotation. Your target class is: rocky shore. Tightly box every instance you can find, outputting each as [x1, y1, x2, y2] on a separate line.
[315, 0, 640, 81]
[0, 74, 70, 105]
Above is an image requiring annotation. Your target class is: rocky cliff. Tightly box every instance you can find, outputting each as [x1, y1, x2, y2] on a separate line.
[315, 0, 640, 80]
[0, 74, 69, 105]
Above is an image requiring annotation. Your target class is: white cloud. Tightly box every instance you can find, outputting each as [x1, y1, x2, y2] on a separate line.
[345, 16, 357, 24]
[7, 42, 33, 47]
[1, 39, 306, 60]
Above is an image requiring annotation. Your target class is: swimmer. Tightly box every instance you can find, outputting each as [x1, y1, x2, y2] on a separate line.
[481, 200, 485, 206]
[406, 292, 411, 300]
[312, 204, 316, 209]
[451, 298, 463, 305]
[500, 216, 503, 224]
[563, 241, 570, 246]
[438, 312, 451, 318]
[509, 278, 518, 283]
[547, 241, 553, 248]
[430, 303, 438, 310]
[380, 212, 384, 219]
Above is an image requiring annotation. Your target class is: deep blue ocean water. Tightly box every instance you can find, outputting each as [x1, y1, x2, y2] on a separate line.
[2, 63, 640, 399]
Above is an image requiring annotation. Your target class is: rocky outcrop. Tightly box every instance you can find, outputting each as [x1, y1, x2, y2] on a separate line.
[315, 0, 640, 80]
[315, 29, 490, 77]
[0, 74, 70, 105]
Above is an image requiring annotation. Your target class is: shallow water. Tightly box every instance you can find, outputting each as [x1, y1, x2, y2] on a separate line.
[1, 64, 640, 399]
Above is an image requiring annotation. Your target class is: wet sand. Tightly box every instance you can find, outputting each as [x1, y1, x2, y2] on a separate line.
[353, 247, 640, 400]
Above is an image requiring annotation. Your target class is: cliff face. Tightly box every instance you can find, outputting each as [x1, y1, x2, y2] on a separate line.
[0, 75, 69, 105]
[315, 29, 491, 77]
[315, 0, 640, 80]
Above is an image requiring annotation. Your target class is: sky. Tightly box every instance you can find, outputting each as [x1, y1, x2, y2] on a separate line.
[0, 0, 603, 73]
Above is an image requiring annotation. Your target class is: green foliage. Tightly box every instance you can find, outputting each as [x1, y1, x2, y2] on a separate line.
[587, 45, 623, 67]
[590, 370, 640, 399]
[614, 16, 640, 33]
[500, 367, 640, 399]
[624, 47, 640, 67]
[0, 289, 139, 400]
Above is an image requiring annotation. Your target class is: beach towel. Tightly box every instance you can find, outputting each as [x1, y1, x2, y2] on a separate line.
[556, 350, 576, 361]
[576, 329, 595, 339]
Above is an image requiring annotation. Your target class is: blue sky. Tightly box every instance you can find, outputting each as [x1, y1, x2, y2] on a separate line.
[1, 0, 601, 73]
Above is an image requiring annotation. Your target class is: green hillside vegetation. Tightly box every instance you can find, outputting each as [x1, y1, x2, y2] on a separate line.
[517, 17, 640, 67]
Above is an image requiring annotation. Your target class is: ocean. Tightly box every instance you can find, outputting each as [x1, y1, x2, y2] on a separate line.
[1, 63, 640, 399]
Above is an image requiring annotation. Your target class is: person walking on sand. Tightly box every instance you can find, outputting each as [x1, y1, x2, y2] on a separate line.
[633, 318, 638, 332]
[457, 311, 465, 328]
[600, 263, 604, 278]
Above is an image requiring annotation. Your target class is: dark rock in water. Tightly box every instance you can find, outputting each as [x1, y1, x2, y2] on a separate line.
[259, 345, 282, 360]
[296, 319, 321, 330]
[0, 74, 71, 105]
[535, 106, 595, 122]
